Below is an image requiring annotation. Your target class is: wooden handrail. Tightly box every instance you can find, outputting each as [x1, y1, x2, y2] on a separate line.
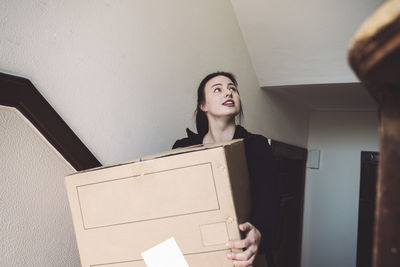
[0, 72, 101, 171]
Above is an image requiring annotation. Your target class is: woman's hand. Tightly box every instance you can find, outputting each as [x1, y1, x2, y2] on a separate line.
[226, 222, 261, 267]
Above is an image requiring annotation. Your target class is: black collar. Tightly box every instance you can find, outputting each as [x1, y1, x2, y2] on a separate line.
[185, 125, 249, 144]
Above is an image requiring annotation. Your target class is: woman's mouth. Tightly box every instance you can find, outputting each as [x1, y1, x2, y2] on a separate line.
[222, 100, 235, 107]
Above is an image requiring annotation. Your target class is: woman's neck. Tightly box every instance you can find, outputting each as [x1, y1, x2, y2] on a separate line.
[203, 118, 236, 144]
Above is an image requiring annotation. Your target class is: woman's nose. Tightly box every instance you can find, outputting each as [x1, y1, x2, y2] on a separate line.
[225, 89, 233, 97]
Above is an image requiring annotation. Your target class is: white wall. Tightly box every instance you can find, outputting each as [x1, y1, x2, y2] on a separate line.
[0, 106, 79, 266]
[260, 89, 310, 147]
[231, 0, 385, 86]
[0, 1, 309, 266]
[301, 111, 379, 267]
[0, 0, 309, 168]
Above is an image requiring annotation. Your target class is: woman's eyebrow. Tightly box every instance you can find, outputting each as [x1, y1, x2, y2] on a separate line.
[211, 83, 236, 88]
[211, 83, 223, 88]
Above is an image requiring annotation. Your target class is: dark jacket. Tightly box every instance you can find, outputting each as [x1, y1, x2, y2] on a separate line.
[172, 125, 279, 252]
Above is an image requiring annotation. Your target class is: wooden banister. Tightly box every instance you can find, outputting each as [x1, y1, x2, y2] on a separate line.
[0, 72, 101, 171]
[348, 1, 400, 266]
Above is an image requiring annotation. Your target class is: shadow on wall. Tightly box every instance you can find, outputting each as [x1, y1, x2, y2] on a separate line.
[259, 88, 310, 148]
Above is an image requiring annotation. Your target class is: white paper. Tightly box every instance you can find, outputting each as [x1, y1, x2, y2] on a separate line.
[141, 237, 189, 267]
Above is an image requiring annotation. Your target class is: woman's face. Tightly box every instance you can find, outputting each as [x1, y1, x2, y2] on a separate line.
[200, 75, 241, 120]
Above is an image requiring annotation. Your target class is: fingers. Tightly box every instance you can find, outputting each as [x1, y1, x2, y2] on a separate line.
[227, 245, 258, 261]
[232, 254, 256, 267]
[227, 232, 259, 250]
[227, 222, 257, 249]
[226, 222, 260, 267]
[239, 222, 254, 232]
[227, 238, 251, 249]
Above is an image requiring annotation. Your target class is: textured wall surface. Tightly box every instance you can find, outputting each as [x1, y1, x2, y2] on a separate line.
[0, 0, 309, 167]
[301, 111, 379, 267]
[0, 106, 79, 266]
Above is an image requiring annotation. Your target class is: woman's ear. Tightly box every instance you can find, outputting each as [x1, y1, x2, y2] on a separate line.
[199, 103, 208, 112]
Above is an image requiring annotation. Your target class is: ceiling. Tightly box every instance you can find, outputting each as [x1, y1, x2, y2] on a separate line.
[263, 83, 377, 111]
[230, 0, 385, 87]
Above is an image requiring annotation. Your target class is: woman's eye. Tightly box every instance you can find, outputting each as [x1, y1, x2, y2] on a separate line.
[214, 88, 221, 92]
[229, 87, 237, 91]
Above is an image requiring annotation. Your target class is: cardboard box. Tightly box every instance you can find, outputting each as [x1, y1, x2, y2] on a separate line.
[65, 140, 251, 267]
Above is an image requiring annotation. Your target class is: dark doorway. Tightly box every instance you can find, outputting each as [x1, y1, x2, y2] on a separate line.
[270, 141, 307, 267]
[356, 151, 379, 267]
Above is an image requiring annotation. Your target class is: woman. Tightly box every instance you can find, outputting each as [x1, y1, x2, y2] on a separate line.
[173, 71, 279, 267]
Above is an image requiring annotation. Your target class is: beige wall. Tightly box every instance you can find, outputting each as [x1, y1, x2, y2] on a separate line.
[301, 110, 379, 267]
[0, 106, 79, 266]
[0, 0, 309, 167]
[0, 1, 309, 266]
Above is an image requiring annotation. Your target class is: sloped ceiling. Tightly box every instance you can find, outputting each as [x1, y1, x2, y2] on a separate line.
[230, 0, 385, 86]
[263, 83, 377, 111]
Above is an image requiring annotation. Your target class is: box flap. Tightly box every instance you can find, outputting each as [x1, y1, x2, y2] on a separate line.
[67, 139, 243, 176]
[140, 139, 243, 161]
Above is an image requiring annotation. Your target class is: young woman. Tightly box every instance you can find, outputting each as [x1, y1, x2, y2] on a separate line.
[173, 71, 279, 267]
